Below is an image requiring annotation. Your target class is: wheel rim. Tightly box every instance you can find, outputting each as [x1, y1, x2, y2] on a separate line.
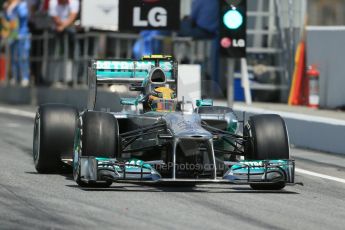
[33, 116, 41, 166]
[244, 121, 254, 159]
[73, 151, 81, 181]
[73, 128, 81, 181]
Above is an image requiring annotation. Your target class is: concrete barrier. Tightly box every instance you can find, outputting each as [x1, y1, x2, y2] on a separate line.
[0, 86, 122, 112]
[0, 86, 31, 104]
[233, 105, 345, 155]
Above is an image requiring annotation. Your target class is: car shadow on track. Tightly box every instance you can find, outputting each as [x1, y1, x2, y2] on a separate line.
[65, 184, 299, 194]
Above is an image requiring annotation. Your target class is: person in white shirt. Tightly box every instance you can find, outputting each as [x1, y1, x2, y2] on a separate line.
[48, 0, 79, 32]
[47, 0, 79, 84]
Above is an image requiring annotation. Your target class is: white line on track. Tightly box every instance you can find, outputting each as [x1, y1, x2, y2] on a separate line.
[3, 123, 21, 128]
[296, 168, 345, 184]
[1, 105, 345, 185]
[0, 106, 35, 119]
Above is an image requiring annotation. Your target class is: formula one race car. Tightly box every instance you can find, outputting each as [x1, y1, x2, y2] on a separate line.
[33, 55, 295, 190]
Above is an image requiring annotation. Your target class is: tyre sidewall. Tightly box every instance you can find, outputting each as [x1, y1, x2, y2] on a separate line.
[33, 104, 78, 173]
[245, 114, 289, 160]
[81, 111, 118, 158]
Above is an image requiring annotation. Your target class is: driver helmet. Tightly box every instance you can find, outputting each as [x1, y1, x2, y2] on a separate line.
[148, 87, 177, 112]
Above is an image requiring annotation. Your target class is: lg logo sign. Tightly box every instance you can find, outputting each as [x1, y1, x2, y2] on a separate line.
[220, 38, 246, 48]
[119, 0, 180, 31]
[220, 37, 246, 57]
[133, 7, 167, 27]
[233, 39, 245, 47]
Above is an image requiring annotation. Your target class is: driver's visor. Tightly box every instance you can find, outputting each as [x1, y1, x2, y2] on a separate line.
[151, 99, 177, 112]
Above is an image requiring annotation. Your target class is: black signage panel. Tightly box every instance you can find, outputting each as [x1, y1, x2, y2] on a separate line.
[119, 0, 180, 31]
[219, 0, 247, 58]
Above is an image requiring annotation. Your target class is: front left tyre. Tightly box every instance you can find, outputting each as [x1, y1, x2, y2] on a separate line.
[33, 104, 78, 173]
[244, 114, 290, 190]
[73, 111, 119, 188]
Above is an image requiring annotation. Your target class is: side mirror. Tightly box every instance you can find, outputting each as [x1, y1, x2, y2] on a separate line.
[196, 99, 213, 107]
[120, 98, 138, 106]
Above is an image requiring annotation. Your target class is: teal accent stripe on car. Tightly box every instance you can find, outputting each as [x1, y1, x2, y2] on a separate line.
[96, 71, 148, 78]
[96, 71, 173, 79]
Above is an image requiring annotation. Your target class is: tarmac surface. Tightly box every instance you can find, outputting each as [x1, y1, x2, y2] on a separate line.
[1, 106, 345, 230]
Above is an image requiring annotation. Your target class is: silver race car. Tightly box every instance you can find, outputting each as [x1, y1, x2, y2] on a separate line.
[33, 55, 295, 190]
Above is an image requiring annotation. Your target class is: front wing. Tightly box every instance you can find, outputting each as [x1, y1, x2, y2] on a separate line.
[78, 157, 295, 185]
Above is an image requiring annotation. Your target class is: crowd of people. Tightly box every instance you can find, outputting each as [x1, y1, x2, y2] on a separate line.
[0, 0, 219, 88]
[0, 0, 80, 86]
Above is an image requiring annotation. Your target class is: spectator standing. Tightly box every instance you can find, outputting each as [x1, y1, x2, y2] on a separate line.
[178, 0, 221, 97]
[48, 0, 79, 85]
[179, 0, 219, 39]
[23, 0, 45, 85]
[133, 30, 171, 60]
[2, 0, 30, 87]
[49, 0, 79, 33]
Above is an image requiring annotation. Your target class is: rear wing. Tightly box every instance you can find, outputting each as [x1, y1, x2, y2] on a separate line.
[89, 58, 177, 84]
[87, 57, 178, 109]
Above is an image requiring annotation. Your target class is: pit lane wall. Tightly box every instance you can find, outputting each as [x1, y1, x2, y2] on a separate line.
[0, 85, 344, 155]
[233, 105, 345, 155]
[0, 86, 122, 112]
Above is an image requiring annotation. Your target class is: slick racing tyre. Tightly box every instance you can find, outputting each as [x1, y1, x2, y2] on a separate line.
[33, 104, 78, 173]
[74, 111, 119, 188]
[244, 114, 289, 190]
[81, 112, 118, 158]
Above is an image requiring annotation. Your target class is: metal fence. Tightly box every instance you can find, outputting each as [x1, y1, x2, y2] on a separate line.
[0, 31, 212, 87]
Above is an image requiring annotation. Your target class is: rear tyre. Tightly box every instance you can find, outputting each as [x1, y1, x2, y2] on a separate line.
[244, 114, 289, 190]
[33, 104, 78, 173]
[75, 111, 119, 188]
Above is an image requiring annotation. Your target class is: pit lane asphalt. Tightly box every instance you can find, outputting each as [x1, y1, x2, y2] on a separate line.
[1, 111, 345, 230]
